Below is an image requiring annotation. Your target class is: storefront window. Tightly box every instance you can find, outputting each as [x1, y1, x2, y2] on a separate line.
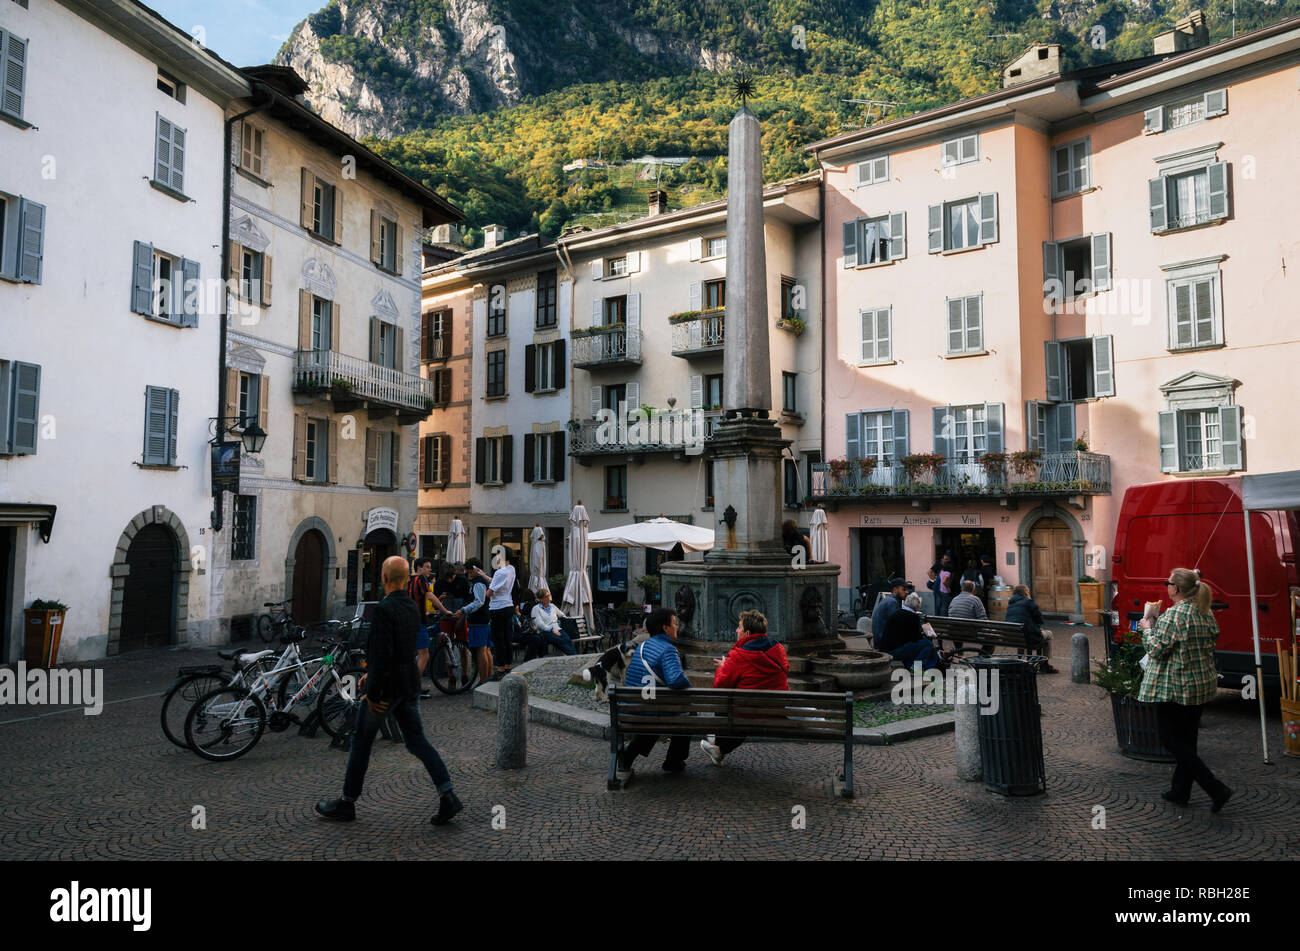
[595, 547, 628, 601]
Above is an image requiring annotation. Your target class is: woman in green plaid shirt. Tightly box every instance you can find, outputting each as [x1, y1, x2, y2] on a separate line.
[1138, 567, 1232, 812]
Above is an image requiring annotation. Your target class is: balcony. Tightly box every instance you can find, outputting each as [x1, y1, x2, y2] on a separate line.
[811, 451, 1111, 507]
[568, 415, 704, 462]
[571, 325, 641, 370]
[424, 335, 449, 363]
[293, 349, 437, 423]
[670, 310, 725, 359]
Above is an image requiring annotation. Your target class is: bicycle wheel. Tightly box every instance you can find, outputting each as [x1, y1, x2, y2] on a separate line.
[256, 614, 275, 642]
[160, 672, 231, 748]
[316, 666, 366, 738]
[275, 663, 316, 712]
[184, 687, 267, 761]
[429, 637, 478, 695]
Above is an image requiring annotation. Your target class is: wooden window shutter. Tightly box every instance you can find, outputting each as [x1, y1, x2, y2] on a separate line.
[369, 317, 380, 364]
[1, 30, 27, 119]
[475, 437, 487, 484]
[224, 368, 240, 426]
[523, 433, 536, 483]
[553, 339, 566, 390]
[331, 302, 340, 353]
[292, 414, 307, 480]
[327, 418, 339, 483]
[841, 220, 857, 268]
[440, 367, 452, 404]
[227, 241, 241, 282]
[390, 432, 401, 489]
[132, 241, 154, 315]
[444, 309, 453, 351]
[396, 226, 403, 275]
[501, 434, 514, 483]
[1148, 177, 1168, 232]
[419, 435, 428, 486]
[180, 258, 200, 327]
[524, 344, 536, 392]
[421, 312, 432, 361]
[298, 291, 312, 351]
[258, 375, 270, 431]
[439, 435, 451, 483]
[395, 326, 405, 372]
[332, 184, 343, 245]
[17, 198, 43, 284]
[10, 362, 39, 454]
[370, 209, 381, 265]
[552, 432, 565, 483]
[261, 254, 273, 306]
[365, 428, 377, 485]
[927, 204, 943, 253]
[300, 168, 314, 229]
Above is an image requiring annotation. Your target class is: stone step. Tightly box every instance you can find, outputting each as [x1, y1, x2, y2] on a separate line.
[788, 673, 838, 692]
[683, 653, 722, 671]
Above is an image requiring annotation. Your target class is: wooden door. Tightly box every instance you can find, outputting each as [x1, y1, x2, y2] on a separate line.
[1030, 518, 1074, 613]
[292, 530, 325, 625]
[120, 524, 176, 651]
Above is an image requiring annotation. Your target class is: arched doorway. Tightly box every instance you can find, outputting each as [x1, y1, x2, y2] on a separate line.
[1029, 517, 1075, 614]
[120, 523, 177, 651]
[291, 529, 326, 625]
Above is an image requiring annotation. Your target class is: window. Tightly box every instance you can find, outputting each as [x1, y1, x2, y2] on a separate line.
[487, 285, 507, 336]
[156, 69, 185, 103]
[1043, 234, 1112, 300]
[704, 374, 723, 411]
[301, 169, 341, 242]
[605, 465, 627, 509]
[945, 295, 984, 355]
[431, 367, 452, 405]
[536, 269, 557, 328]
[0, 359, 40, 455]
[842, 213, 905, 267]
[781, 277, 798, 319]
[934, 403, 1004, 465]
[782, 372, 797, 413]
[142, 385, 179, 466]
[1052, 139, 1090, 197]
[1026, 401, 1076, 453]
[377, 216, 397, 272]
[1166, 273, 1221, 350]
[310, 296, 331, 351]
[941, 133, 979, 168]
[606, 255, 628, 277]
[855, 154, 889, 186]
[603, 295, 627, 325]
[476, 435, 512, 484]
[231, 496, 256, 560]
[784, 459, 800, 507]
[846, 409, 906, 465]
[236, 372, 261, 427]
[294, 415, 334, 483]
[420, 434, 451, 486]
[486, 349, 506, 397]
[371, 319, 398, 370]
[239, 123, 264, 178]
[131, 242, 199, 326]
[603, 383, 626, 415]
[0, 191, 43, 283]
[524, 431, 566, 484]
[525, 341, 561, 393]
[928, 194, 997, 252]
[703, 279, 725, 311]
[1149, 157, 1229, 233]
[305, 419, 320, 481]
[859, 307, 892, 365]
[313, 180, 335, 239]
[1160, 406, 1242, 472]
[1, 28, 28, 122]
[423, 309, 450, 361]
[154, 114, 186, 195]
[704, 460, 715, 508]
[239, 248, 264, 303]
[1045, 336, 1115, 401]
[1144, 90, 1227, 135]
[704, 236, 726, 259]
[373, 431, 394, 488]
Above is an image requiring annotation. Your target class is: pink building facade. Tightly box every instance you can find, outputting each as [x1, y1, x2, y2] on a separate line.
[810, 16, 1300, 617]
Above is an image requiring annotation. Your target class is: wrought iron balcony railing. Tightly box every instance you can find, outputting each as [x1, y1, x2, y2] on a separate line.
[293, 349, 436, 417]
[568, 415, 705, 457]
[571, 325, 642, 369]
[811, 451, 1111, 501]
[670, 311, 725, 358]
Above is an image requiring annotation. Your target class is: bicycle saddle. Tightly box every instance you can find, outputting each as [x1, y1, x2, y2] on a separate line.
[238, 649, 275, 664]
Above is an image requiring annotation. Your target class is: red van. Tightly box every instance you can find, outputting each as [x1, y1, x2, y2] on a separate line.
[1111, 477, 1298, 690]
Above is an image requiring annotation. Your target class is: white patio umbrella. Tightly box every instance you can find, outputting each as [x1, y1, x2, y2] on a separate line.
[809, 506, 829, 563]
[586, 516, 714, 552]
[528, 524, 548, 593]
[561, 503, 593, 627]
[446, 517, 466, 564]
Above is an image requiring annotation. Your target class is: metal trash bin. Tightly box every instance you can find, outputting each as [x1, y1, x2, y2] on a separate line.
[970, 655, 1045, 796]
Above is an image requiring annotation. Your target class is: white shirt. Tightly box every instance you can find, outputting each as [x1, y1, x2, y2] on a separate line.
[488, 563, 516, 611]
[531, 602, 564, 634]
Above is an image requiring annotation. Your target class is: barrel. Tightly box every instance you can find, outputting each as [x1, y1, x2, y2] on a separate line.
[988, 585, 1011, 621]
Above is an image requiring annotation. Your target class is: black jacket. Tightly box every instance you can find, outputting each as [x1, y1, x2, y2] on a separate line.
[879, 607, 925, 654]
[1005, 594, 1044, 637]
[366, 590, 422, 703]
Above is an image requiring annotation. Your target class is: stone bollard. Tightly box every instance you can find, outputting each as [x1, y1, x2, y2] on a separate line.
[495, 673, 528, 769]
[954, 677, 982, 782]
[1071, 632, 1090, 684]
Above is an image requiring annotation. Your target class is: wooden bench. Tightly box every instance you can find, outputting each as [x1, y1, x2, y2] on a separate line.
[560, 615, 604, 654]
[606, 686, 855, 798]
[926, 615, 1046, 666]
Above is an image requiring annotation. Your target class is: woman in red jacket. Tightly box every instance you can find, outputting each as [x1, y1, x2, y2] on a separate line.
[700, 610, 789, 766]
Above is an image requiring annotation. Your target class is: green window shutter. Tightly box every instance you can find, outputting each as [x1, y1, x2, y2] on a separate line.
[168, 389, 179, 464]
[1219, 406, 1243, 470]
[1158, 411, 1179, 472]
[180, 258, 200, 327]
[1092, 335, 1115, 397]
[927, 204, 942, 254]
[1148, 177, 1168, 232]
[977, 193, 998, 244]
[842, 219, 857, 268]
[845, 413, 861, 460]
[1044, 340, 1063, 401]
[143, 386, 169, 464]
[1207, 162, 1229, 220]
[17, 197, 44, 284]
[2, 30, 27, 119]
[1053, 403, 1075, 453]
[932, 405, 951, 459]
[501, 434, 514, 483]
[891, 409, 908, 463]
[523, 433, 535, 482]
[946, 298, 964, 353]
[131, 241, 154, 315]
[1091, 233, 1111, 292]
[985, 403, 1004, 454]
[1043, 242, 1060, 302]
[11, 361, 40, 454]
[888, 211, 906, 260]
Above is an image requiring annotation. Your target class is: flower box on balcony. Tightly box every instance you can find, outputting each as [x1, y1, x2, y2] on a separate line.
[776, 315, 806, 336]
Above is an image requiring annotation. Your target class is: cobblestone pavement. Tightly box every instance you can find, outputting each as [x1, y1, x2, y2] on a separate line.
[1, 626, 1297, 861]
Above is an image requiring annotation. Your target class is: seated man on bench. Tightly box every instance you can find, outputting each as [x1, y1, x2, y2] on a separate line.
[699, 610, 789, 767]
[878, 592, 945, 670]
[1005, 585, 1059, 674]
[615, 607, 692, 783]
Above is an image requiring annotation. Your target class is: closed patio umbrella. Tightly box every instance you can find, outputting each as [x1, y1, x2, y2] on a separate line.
[561, 503, 593, 627]
[446, 518, 466, 564]
[528, 524, 548, 593]
[810, 506, 829, 563]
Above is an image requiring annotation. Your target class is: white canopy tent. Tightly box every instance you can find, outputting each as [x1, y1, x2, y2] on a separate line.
[586, 517, 715, 553]
[1239, 471, 1300, 762]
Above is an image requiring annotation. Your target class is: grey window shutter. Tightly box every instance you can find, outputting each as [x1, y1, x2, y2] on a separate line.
[1043, 242, 1060, 301]
[1, 30, 26, 119]
[1158, 411, 1179, 472]
[626, 293, 640, 360]
[873, 156, 888, 182]
[1207, 162, 1229, 220]
[475, 437, 486, 483]
[927, 204, 943, 253]
[1092, 334, 1115, 397]
[845, 413, 862, 459]
[523, 433, 536, 482]
[946, 298, 964, 354]
[842, 220, 857, 268]
[501, 435, 513, 483]
[889, 212, 906, 260]
[590, 385, 603, 418]
[688, 237, 702, 261]
[626, 250, 641, 274]
[1143, 106, 1163, 134]
[1053, 145, 1071, 197]
[17, 197, 44, 284]
[978, 193, 998, 244]
[170, 124, 186, 192]
[591, 296, 602, 326]
[892, 409, 908, 463]
[180, 258, 200, 326]
[1203, 88, 1227, 117]
[966, 295, 983, 351]
[1045, 341, 1063, 401]
[144, 386, 169, 464]
[1053, 403, 1075, 453]
[932, 405, 951, 459]
[688, 282, 701, 311]
[689, 375, 703, 411]
[941, 139, 959, 166]
[625, 381, 638, 414]
[10, 361, 39, 454]
[860, 310, 874, 363]
[1171, 282, 1193, 348]
[552, 432, 565, 482]
[1148, 177, 1168, 232]
[131, 241, 154, 315]
[1219, 406, 1243, 469]
[591, 260, 603, 281]
[1042, 402, 1058, 453]
[369, 317, 380, 363]
[167, 388, 179, 464]
[156, 115, 173, 184]
[1091, 232, 1111, 292]
[524, 344, 536, 393]
[985, 403, 1004, 454]
[876, 309, 892, 362]
[1026, 401, 1042, 452]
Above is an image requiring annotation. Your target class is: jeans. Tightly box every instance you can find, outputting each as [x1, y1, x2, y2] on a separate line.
[622, 733, 691, 768]
[933, 592, 951, 617]
[536, 630, 576, 656]
[889, 639, 942, 670]
[489, 607, 515, 666]
[1155, 701, 1227, 802]
[342, 695, 453, 801]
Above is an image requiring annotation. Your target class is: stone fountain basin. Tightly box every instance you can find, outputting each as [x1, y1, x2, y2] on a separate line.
[807, 649, 893, 690]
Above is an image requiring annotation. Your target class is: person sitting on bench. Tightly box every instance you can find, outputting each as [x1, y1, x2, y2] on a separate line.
[948, 580, 988, 620]
[878, 592, 945, 671]
[615, 608, 692, 784]
[699, 610, 789, 766]
[529, 588, 577, 656]
[1005, 585, 1059, 674]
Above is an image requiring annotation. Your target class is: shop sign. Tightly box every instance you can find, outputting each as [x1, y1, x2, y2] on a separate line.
[860, 514, 983, 528]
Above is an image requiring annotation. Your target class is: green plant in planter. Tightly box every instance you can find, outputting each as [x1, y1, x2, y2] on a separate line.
[633, 574, 661, 595]
[779, 315, 806, 335]
[1074, 431, 1090, 452]
[29, 599, 69, 612]
[1095, 626, 1145, 698]
[330, 377, 353, 393]
[423, 396, 436, 412]
[566, 418, 582, 432]
[1078, 575, 1100, 584]
[548, 573, 567, 591]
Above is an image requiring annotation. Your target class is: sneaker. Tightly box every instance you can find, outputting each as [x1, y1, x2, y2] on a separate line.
[315, 798, 356, 821]
[430, 790, 463, 826]
[1210, 786, 1233, 813]
[700, 739, 724, 766]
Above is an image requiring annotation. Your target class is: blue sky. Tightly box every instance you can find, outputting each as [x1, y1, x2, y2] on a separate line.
[148, 0, 324, 67]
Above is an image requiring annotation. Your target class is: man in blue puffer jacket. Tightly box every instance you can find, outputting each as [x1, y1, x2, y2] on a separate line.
[616, 607, 691, 784]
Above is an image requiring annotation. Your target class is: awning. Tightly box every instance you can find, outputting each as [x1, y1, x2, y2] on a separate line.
[0, 504, 56, 543]
[1240, 471, 1300, 511]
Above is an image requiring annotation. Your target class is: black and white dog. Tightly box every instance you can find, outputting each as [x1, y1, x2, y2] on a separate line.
[581, 631, 649, 701]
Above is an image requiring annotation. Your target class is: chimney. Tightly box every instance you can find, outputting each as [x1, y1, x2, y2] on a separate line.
[483, 224, 506, 249]
[647, 189, 669, 216]
[1002, 43, 1061, 88]
[430, 223, 462, 245]
[1154, 10, 1209, 55]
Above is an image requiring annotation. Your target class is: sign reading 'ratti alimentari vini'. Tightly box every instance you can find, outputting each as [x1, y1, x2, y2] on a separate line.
[860, 514, 984, 528]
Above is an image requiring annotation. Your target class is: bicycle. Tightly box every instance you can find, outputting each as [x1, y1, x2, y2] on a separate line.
[183, 630, 364, 761]
[256, 598, 296, 643]
[159, 647, 279, 748]
[426, 614, 479, 695]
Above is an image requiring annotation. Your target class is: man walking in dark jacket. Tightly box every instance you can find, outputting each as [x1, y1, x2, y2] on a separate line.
[316, 556, 463, 824]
